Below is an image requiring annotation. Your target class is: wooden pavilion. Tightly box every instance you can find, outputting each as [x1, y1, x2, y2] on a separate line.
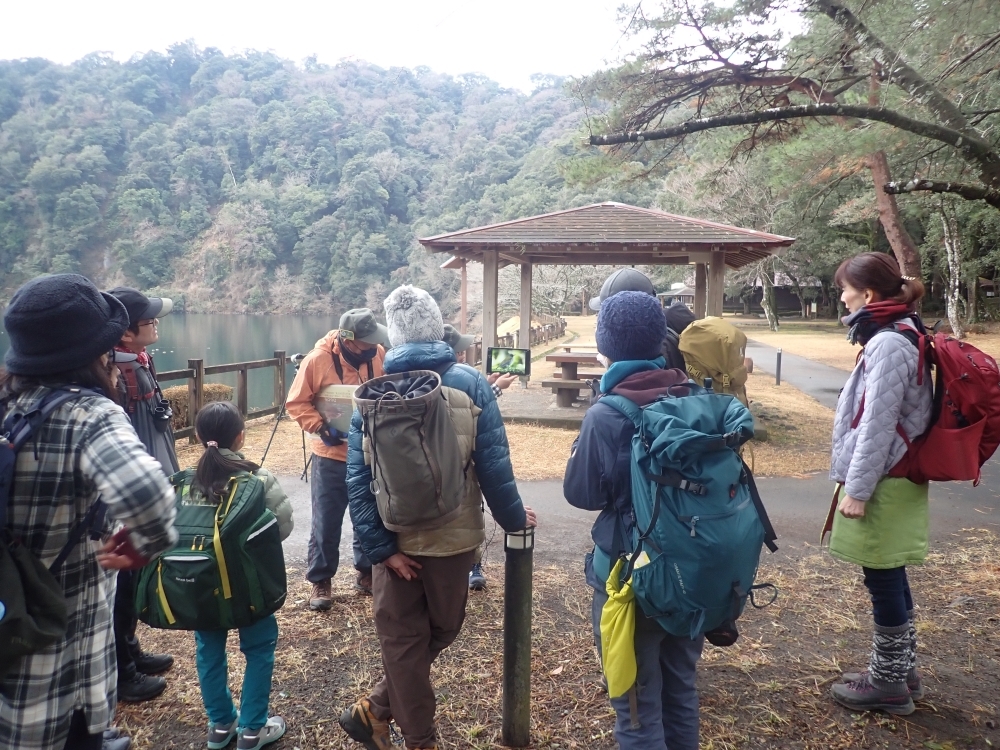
[418, 202, 794, 359]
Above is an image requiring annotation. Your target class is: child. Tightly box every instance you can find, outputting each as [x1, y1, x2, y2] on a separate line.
[189, 401, 294, 750]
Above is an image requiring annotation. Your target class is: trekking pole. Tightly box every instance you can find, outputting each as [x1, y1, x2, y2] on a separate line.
[775, 348, 782, 386]
[502, 526, 534, 747]
[260, 353, 305, 466]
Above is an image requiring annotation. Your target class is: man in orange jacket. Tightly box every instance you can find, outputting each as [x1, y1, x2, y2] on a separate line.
[286, 309, 388, 610]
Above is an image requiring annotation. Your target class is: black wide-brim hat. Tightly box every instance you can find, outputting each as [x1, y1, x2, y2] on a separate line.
[3, 273, 130, 376]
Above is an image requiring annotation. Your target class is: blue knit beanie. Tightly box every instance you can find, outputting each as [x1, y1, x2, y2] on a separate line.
[596, 291, 667, 363]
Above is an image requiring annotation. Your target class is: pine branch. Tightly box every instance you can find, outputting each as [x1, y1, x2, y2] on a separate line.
[883, 180, 1000, 209]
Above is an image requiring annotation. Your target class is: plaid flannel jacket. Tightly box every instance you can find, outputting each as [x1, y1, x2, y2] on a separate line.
[0, 388, 177, 750]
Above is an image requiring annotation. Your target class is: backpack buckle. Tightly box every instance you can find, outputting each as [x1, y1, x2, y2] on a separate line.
[678, 479, 708, 496]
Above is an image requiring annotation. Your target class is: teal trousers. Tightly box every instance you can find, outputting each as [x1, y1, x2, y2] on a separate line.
[194, 614, 278, 731]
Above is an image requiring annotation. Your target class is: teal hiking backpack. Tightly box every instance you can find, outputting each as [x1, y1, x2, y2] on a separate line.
[603, 386, 777, 643]
[136, 470, 286, 631]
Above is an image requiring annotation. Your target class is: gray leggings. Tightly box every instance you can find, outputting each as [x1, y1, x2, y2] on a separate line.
[591, 588, 703, 750]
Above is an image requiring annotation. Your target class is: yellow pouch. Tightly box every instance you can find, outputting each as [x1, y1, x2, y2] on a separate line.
[600, 557, 637, 699]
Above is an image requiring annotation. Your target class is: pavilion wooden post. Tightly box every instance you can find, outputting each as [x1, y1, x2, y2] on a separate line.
[708, 248, 726, 318]
[519, 262, 532, 385]
[460, 260, 468, 334]
[694, 264, 707, 319]
[483, 250, 499, 372]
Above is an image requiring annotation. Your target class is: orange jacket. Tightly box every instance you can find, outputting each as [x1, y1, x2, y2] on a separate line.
[285, 331, 385, 462]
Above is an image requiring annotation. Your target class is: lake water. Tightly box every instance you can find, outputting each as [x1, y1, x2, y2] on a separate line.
[0, 313, 339, 411]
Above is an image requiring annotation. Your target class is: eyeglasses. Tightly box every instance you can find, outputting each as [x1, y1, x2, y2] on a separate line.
[137, 319, 158, 327]
[105, 349, 117, 373]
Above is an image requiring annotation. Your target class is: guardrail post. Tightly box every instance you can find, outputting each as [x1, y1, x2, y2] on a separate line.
[237, 366, 249, 417]
[502, 527, 534, 747]
[273, 351, 286, 409]
[775, 348, 782, 386]
[187, 359, 204, 444]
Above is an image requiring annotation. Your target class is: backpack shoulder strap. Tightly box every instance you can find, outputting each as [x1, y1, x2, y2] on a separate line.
[2, 386, 107, 572]
[601, 394, 642, 428]
[5, 387, 100, 450]
[741, 459, 778, 553]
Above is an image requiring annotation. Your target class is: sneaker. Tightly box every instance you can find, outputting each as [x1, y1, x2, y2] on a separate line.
[354, 569, 373, 596]
[117, 672, 166, 703]
[469, 563, 487, 591]
[339, 698, 393, 750]
[207, 718, 238, 749]
[133, 650, 174, 675]
[309, 579, 333, 611]
[236, 716, 286, 749]
[102, 728, 132, 750]
[831, 674, 915, 715]
[840, 669, 924, 701]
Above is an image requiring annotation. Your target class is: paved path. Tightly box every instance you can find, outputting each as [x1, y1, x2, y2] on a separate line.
[275, 469, 1000, 576]
[745, 338, 849, 409]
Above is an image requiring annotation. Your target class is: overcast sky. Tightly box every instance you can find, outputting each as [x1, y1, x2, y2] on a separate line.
[1, 0, 638, 92]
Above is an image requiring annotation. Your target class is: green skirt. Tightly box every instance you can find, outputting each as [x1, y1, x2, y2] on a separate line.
[829, 477, 929, 569]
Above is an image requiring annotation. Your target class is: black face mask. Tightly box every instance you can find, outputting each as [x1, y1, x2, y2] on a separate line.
[341, 341, 377, 371]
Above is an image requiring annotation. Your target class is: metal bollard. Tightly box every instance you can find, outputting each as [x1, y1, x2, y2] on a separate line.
[775, 348, 782, 386]
[502, 527, 534, 747]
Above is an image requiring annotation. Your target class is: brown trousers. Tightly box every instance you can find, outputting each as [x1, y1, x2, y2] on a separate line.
[368, 550, 476, 749]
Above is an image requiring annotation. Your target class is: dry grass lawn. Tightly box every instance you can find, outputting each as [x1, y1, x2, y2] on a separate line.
[179, 368, 833, 482]
[746, 370, 833, 477]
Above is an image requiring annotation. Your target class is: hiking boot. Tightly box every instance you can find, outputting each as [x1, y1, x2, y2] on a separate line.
[840, 669, 925, 701]
[469, 563, 487, 591]
[309, 579, 333, 611]
[117, 672, 166, 702]
[354, 569, 373, 596]
[133, 649, 174, 675]
[339, 698, 393, 750]
[831, 674, 915, 715]
[236, 716, 286, 749]
[207, 717, 239, 749]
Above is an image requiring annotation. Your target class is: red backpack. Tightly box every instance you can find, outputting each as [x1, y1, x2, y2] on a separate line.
[886, 328, 1000, 485]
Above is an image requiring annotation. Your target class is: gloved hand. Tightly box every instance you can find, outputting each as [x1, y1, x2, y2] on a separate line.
[318, 425, 343, 447]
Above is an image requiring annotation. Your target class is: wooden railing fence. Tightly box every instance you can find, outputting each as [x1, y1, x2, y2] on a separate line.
[158, 350, 287, 441]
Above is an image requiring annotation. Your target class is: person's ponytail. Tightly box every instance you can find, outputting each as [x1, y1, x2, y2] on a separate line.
[898, 276, 926, 307]
[193, 401, 258, 502]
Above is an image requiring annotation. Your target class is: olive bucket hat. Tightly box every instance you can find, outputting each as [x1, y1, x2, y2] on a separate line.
[442, 324, 474, 352]
[3, 274, 130, 376]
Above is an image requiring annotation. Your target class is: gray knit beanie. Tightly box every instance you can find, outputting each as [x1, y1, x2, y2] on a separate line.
[383, 285, 445, 347]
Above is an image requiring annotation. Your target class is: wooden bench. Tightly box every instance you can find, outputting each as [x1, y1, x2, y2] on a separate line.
[552, 371, 602, 380]
[541, 379, 592, 407]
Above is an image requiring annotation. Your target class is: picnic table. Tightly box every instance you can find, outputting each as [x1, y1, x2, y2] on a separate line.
[543, 351, 604, 407]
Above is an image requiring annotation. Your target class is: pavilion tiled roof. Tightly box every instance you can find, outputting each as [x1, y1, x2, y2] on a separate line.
[420, 201, 794, 269]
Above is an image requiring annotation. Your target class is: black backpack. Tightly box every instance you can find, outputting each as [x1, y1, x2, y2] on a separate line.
[0, 387, 106, 677]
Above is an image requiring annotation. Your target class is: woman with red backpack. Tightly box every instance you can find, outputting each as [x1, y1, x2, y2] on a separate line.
[827, 252, 932, 716]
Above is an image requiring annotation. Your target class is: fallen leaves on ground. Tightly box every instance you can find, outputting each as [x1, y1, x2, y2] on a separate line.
[118, 534, 1000, 749]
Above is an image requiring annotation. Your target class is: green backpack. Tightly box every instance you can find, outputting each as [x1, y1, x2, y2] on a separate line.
[136, 470, 286, 631]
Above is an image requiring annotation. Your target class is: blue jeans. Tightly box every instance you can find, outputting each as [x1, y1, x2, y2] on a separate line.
[307, 455, 370, 582]
[592, 588, 703, 750]
[863, 566, 913, 627]
[194, 615, 278, 731]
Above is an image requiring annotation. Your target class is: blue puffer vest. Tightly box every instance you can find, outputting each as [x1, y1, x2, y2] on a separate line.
[346, 340, 526, 564]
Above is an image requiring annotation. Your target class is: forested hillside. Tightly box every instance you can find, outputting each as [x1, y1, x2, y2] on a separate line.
[0, 45, 652, 314]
